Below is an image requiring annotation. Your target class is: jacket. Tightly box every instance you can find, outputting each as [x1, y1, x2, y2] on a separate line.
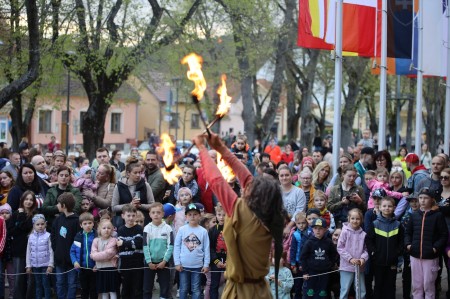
[143, 221, 174, 264]
[290, 228, 309, 266]
[405, 206, 448, 259]
[366, 215, 403, 266]
[209, 224, 227, 266]
[90, 237, 118, 269]
[70, 230, 96, 268]
[26, 230, 53, 268]
[300, 235, 337, 274]
[337, 222, 368, 272]
[51, 213, 80, 267]
[42, 185, 83, 227]
[406, 165, 429, 193]
[10, 211, 33, 258]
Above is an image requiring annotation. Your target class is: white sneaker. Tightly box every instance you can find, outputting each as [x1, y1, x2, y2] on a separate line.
[176, 289, 180, 298]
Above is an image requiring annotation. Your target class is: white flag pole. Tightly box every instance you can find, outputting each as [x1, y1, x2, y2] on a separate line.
[415, 0, 423, 156]
[332, 0, 343, 176]
[378, 0, 387, 151]
[444, 1, 450, 155]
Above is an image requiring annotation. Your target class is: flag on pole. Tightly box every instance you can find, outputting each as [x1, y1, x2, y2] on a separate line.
[297, 0, 377, 57]
[412, 0, 448, 77]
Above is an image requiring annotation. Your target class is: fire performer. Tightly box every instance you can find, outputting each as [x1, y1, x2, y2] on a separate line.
[193, 132, 284, 298]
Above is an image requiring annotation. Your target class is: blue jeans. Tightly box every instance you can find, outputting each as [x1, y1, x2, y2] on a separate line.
[179, 267, 202, 299]
[33, 267, 52, 299]
[55, 266, 77, 299]
[340, 270, 366, 299]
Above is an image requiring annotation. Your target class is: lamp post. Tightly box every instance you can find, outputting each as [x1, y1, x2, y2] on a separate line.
[65, 51, 75, 155]
[172, 77, 182, 141]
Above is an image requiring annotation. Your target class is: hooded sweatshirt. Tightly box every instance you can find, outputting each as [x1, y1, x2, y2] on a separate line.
[51, 213, 80, 268]
[337, 222, 368, 272]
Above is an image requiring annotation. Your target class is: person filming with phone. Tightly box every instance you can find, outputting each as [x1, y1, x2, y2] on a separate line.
[112, 157, 155, 226]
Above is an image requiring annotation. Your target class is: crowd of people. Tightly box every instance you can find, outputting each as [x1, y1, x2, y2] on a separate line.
[0, 130, 448, 299]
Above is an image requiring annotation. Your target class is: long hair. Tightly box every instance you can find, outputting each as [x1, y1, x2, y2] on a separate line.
[19, 190, 37, 218]
[15, 163, 41, 194]
[312, 161, 331, 185]
[244, 176, 284, 298]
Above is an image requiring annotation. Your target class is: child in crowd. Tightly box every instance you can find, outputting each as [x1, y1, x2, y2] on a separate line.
[174, 187, 193, 236]
[337, 208, 368, 299]
[405, 187, 448, 298]
[328, 226, 342, 299]
[366, 168, 408, 209]
[300, 218, 338, 298]
[364, 170, 376, 185]
[209, 205, 227, 299]
[201, 213, 216, 299]
[174, 203, 210, 299]
[117, 204, 144, 298]
[74, 166, 98, 217]
[51, 192, 80, 299]
[313, 191, 336, 233]
[135, 210, 145, 228]
[90, 219, 119, 299]
[367, 197, 403, 299]
[306, 208, 321, 236]
[0, 203, 13, 299]
[401, 193, 420, 299]
[26, 214, 53, 299]
[163, 203, 176, 226]
[143, 202, 174, 299]
[289, 212, 308, 299]
[70, 212, 97, 299]
[266, 252, 294, 299]
[11, 190, 36, 298]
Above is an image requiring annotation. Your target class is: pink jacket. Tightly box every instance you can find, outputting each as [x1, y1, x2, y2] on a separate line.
[337, 222, 368, 272]
[90, 237, 118, 268]
[367, 179, 403, 209]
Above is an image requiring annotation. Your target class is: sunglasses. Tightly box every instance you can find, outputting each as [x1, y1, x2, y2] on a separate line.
[440, 176, 450, 181]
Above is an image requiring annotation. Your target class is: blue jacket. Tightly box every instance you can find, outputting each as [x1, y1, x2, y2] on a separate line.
[70, 230, 96, 269]
[290, 228, 308, 266]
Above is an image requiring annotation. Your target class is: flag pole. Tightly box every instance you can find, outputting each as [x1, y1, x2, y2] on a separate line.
[444, 0, 450, 155]
[332, 0, 343, 176]
[415, 0, 424, 156]
[378, 0, 388, 151]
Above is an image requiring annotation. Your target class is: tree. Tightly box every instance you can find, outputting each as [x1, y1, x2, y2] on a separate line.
[0, 0, 40, 104]
[50, 0, 202, 159]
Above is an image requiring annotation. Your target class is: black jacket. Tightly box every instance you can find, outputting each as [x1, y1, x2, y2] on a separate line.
[300, 235, 337, 274]
[366, 214, 403, 266]
[209, 224, 226, 266]
[51, 213, 80, 268]
[10, 211, 33, 258]
[405, 207, 448, 259]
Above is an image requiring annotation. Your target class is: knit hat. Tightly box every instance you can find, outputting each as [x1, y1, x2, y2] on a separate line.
[177, 187, 192, 200]
[163, 203, 176, 217]
[32, 214, 46, 224]
[0, 203, 11, 214]
[301, 157, 314, 167]
[78, 165, 92, 177]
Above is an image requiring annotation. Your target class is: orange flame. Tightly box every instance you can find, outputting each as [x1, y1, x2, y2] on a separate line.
[217, 152, 236, 183]
[181, 53, 207, 100]
[157, 133, 182, 184]
[216, 74, 232, 117]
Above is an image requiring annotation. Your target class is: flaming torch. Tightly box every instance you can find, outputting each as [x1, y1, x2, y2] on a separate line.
[158, 133, 182, 185]
[181, 53, 210, 131]
[217, 152, 236, 183]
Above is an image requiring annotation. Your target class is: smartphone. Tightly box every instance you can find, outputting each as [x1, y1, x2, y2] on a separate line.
[134, 191, 141, 201]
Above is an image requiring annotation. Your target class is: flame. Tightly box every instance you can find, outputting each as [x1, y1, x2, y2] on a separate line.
[216, 74, 232, 117]
[181, 53, 207, 100]
[157, 133, 182, 184]
[217, 152, 236, 183]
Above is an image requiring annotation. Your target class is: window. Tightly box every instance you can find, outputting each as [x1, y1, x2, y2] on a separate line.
[191, 114, 200, 129]
[110, 112, 121, 133]
[79, 111, 87, 132]
[170, 112, 179, 129]
[38, 110, 52, 133]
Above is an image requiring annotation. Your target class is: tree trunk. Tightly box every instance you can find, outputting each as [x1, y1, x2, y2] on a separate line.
[82, 93, 109, 160]
[286, 70, 298, 140]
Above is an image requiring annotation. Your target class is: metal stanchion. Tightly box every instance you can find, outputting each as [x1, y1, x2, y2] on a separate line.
[355, 264, 361, 299]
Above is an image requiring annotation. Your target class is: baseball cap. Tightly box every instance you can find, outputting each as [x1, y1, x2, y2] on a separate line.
[418, 187, 435, 198]
[163, 203, 176, 217]
[185, 203, 201, 214]
[311, 217, 327, 228]
[406, 192, 418, 201]
[405, 153, 419, 164]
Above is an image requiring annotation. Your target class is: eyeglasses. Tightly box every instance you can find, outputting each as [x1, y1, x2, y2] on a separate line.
[440, 176, 450, 181]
